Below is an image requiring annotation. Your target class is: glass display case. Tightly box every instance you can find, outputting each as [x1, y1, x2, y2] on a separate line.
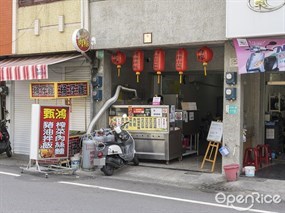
[109, 105, 182, 163]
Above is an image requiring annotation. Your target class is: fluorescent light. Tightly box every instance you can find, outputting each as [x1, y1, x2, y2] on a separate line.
[267, 81, 285, 85]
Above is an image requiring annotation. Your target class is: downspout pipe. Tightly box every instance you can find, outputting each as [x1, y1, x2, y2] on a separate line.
[87, 85, 138, 134]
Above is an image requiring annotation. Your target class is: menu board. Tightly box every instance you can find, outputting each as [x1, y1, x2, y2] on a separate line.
[207, 121, 223, 143]
[38, 106, 70, 159]
[57, 81, 88, 98]
[109, 116, 168, 131]
[30, 82, 57, 99]
[30, 81, 89, 99]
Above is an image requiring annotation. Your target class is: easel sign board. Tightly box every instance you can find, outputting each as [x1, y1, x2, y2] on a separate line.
[207, 121, 223, 143]
[30, 104, 70, 160]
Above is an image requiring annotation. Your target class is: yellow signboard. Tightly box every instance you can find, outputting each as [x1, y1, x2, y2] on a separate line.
[109, 116, 168, 131]
[30, 81, 89, 99]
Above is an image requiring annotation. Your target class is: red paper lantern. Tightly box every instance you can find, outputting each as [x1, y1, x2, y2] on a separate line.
[111, 51, 126, 77]
[132, 50, 144, 83]
[153, 49, 165, 84]
[175, 48, 188, 84]
[196, 46, 213, 76]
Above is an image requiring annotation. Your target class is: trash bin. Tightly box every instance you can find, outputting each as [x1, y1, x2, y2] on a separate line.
[223, 163, 240, 181]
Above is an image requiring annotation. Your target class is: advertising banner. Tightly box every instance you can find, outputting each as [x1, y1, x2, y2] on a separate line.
[38, 106, 70, 159]
[233, 38, 285, 74]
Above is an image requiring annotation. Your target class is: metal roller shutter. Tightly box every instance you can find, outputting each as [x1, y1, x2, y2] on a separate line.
[13, 68, 61, 155]
[65, 66, 91, 132]
[13, 64, 91, 155]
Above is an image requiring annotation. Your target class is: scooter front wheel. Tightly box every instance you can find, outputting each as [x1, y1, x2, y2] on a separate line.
[133, 155, 139, 166]
[101, 164, 114, 176]
[6, 144, 12, 158]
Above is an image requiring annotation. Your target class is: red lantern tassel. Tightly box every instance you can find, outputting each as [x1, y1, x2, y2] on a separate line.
[157, 71, 161, 84]
[203, 62, 208, 76]
[117, 65, 121, 77]
[179, 71, 183, 84]
[136, 72, 140, 83]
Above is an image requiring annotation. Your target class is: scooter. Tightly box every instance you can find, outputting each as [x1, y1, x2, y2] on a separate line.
[246, 41, 278, 73]
[0, 118, 12, 157]
[93, 120, 139, 176]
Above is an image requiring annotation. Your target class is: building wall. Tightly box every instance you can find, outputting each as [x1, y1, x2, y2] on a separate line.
[90, 0, 226, 49]
[16, 0, 81, 54]
[0, 0, 12, 55]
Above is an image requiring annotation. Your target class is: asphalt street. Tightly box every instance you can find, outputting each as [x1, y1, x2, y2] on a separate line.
[0, 163, 284, 213]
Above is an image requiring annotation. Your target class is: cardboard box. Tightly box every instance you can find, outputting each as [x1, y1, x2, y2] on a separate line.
[181, 102, 197, 111]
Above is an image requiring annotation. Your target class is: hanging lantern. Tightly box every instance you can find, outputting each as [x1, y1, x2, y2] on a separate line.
[175, 48, 188, 84]
[153, 49, 165, 84]
[196, 46, 213, 76]
[132, 50, 144, 83]
[111, 51, 126, 77]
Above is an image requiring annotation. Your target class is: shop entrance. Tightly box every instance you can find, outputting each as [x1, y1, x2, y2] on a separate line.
[243, 72, 285, 180]
[109, 46, 225, 173]
[158, 72, 224, 172]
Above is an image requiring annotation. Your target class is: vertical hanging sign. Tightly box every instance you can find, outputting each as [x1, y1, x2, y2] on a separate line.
[38, 105, 70, 159]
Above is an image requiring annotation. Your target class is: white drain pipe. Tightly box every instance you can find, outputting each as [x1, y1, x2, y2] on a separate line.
[87, 85, 138, 134]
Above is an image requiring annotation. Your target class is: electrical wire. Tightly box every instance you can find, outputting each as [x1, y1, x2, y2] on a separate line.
[49, 59, 87, 74]
[0, 0, 79, 47]
[0, 3, 46, 47]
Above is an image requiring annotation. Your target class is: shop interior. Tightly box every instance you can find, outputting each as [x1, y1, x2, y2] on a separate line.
[108, 47, 224, 173]
[243, 72, 285, 180]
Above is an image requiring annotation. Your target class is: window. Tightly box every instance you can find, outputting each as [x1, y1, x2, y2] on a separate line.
[18, 0, 62, 7]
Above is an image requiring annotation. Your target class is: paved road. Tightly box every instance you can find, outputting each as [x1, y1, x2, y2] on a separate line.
[0, 165, 284, 213]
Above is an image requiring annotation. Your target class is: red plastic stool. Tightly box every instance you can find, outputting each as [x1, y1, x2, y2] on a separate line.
[243, 147, 261, 170]
[256, 144, 272, 166]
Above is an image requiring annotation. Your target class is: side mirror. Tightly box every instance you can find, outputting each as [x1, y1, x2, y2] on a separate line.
[268, 41, 277, 46]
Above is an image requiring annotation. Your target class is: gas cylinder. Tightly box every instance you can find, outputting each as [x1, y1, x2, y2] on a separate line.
[82, 137, 96, 170]
[105, 133, 115, 142]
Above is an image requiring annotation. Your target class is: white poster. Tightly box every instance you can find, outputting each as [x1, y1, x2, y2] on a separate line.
[183, 111, 188, 123]
[189, 112, 194, 121]
[207, 121, 223, 143]
[151, 108, 162, 117]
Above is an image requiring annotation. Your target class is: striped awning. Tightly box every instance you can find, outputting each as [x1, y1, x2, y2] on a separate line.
[0, 54, 82, 81]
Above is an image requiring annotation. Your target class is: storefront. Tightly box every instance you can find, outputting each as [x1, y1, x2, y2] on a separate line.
[227, 0, 285, 179]
[0, 53, 91, 155]
[89, 46, 225, 172]
[233, 38, 285, 179]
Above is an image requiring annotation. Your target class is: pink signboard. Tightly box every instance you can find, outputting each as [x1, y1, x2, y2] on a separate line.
[233, 38, 285, 74]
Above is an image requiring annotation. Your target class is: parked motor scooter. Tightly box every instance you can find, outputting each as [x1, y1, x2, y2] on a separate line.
[246, 41, 278, 73]
[93, 120, 139, 176]
[0, 118, 12, 157]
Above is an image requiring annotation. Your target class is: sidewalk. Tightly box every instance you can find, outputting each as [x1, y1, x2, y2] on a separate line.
[1, 153, 285, 200]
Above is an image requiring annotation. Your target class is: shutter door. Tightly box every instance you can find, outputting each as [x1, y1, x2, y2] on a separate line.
[65, 66, 91, 131]
[13, 69, 61, 155]
[13, 65, 91, 155]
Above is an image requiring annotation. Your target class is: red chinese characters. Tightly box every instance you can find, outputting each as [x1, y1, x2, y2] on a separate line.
[153, 49, 165, 84]
[196, 46, 213, 76]
[176, 48, 188, 84]
[132, 50, 144, 83]
[111, 51, 126, 77]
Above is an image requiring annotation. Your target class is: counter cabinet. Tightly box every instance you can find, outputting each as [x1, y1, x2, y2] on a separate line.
[109, 105, 182, 163]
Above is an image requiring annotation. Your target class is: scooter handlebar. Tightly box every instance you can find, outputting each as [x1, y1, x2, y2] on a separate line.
[121, 122, 129, 128]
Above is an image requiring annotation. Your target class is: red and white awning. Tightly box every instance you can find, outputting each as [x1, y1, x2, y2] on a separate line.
[0, 54, 82, 81]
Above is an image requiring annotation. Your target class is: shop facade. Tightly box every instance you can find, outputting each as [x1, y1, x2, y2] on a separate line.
[225, 0, 285, 178]
[0, 0, 92, 156]
[88, 0, 239, 171]
[89, 0, 285, 174]
[0, 55, 91, 155]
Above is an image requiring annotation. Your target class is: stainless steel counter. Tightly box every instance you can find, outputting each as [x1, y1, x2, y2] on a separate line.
[131, 128, 182, 163]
